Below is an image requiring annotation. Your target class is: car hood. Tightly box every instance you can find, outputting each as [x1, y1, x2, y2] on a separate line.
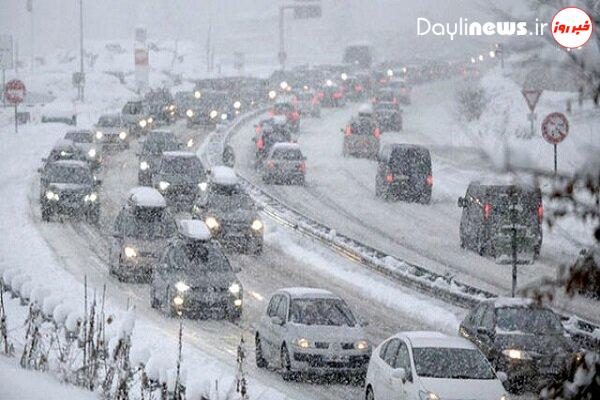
[48, 183, 90, 192]
[288, 323, 366, 342]
[169, 271, 238, 290]
[495, 333, 574, 354]
[420, 377, 505, 400]
[122, 237, 167, 255]
[73, 142, 94, 152]
[208, 209, 259, 224]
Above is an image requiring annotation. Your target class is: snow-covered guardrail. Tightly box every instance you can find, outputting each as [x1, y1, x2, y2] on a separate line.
[200, 108, 600, 352]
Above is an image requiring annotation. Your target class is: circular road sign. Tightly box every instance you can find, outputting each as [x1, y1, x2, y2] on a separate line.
[4, 79, 26, 104]
[541, 112, 569, 144]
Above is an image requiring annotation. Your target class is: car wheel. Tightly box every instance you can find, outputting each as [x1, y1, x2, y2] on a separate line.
[280, 344, 294, 381]
[365, 385, 375, 400]
[150, 289, 160, 309]
[255, 335, 268, 368]
[41, 207, 51, 222]
[87, 209, 100, 225]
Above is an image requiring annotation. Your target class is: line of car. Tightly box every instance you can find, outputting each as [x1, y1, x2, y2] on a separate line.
[35, 62, 566, 398]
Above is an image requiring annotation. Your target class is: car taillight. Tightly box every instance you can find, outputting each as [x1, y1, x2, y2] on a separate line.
[401, 88, 408, 94]
[426, 174, 433, 186]
[311, 97, 318, 105]
[255, 125, 262, 133]
[345, 125, 352, 136]
[268, 110, 275, 117]
[379, 78, 387, 84]
[333, 91, 342, 99]
[354, 84, 363, 92]
[318, 92, 325, 99]
[392, 97, 398, 104]
[483, 203, 492, 220]
[373, 127, 381, 138]
[386, 173, 394, 183]
[257, 137, 265, 150]
[537, 204, 544, 221]
[267, 160, 275, 169]
[372, 96, 377, 103]
[299, 161, 306, 172]
[290, 111, 299, 121]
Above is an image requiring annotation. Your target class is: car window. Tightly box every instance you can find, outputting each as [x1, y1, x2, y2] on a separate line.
[382, 339, 400, 367]
[289, 298, 357, 327]
[267, 296, 282, 317]
[481, 306, 494, 329]
[496, 307, 564, 334]
[471, 305, 486, 327]
[272, 149, 303, 160]
[394, 342, 412, 372]
[412, 348, 496, 380]
[276, 296, 288, 321]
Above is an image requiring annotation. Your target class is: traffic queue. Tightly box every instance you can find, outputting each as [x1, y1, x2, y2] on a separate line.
[33, 61, 563, 396]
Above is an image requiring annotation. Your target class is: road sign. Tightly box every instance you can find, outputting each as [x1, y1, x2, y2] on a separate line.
[521, 89, 542, 112]
[4, 79, 25, 104]
[541, 112, 569, 144]
[0, 35, 14, 69]
[293, 4, 322, 19]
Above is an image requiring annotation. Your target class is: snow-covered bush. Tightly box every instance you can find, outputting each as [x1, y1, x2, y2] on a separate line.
[455, 82, 489, 122]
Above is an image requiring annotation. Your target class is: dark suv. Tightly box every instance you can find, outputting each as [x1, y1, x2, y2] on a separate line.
[375, 144, 432, 203]
[152, 151, 207, 210]
[254, 117, 293, 167]
[459, 298, 576, 393]
[458, 183, 543, 262]
[138, 131, 183, 186]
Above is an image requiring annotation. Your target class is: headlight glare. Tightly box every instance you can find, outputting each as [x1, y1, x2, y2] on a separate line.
[159, 181, 170, 191]
[85, 192, 98, 202]
[147, 117, 153, 124]
[173, 296, 184, 306]
[123, 246, 137, 258]
[419, 392, 439, 400]
[175, 281, 190, 292]
[139, 119, 147, 128]
[228, 282, 241, 294]
[355, 340, 369, 350]
[88, 148, 96, 158]
[251, 219, 263, 231]
[140, 161, 149, 171]
[45, 191, 59, 201]
[502, 349, 532, 360]
[233, 101, 241, 109]
[198, 182, 208, 191]
[297, 338, 310, 349]
[205, 216, 219, 230]
[209, 110, 218, 119]
[187, 138, 194, 148]
[186, 109, 194, 118]
[95, 131, 103, 139]
[119, 131, 127, 140]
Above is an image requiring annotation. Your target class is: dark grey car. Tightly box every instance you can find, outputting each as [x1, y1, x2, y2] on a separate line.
[150, 220, 243, 320]
[262, 143, 306, 185]
[459, 298, 576, 393]
[138, 131, 183, 186]
[38, 160, 101, 223]
[64, 130, 103, 169]
[152, 151, 208, 210]
[94, 114, 130, 151]
[192, 167, 264, 254]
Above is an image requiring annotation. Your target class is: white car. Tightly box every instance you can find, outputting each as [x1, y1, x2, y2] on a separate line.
[365, 331, 508, 400]
[255, 287, 371, 381]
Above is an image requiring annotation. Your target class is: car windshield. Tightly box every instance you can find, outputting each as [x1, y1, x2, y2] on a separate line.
[413, 348, 496, 380]
[45, 165, 92, 185]
[376, 103, 398, 111]
[290, 298, 357, 327]
[272, 149, 303, 160]
[207, 194, 255, 211]
[160, 157, 205, 178]
[65, 131, 93, 143]
[352, 119, 376, 135]
[97, 115, 122, 127]
[172, 242, 233, 272]
[123, 102, 142, 114]
[496, 307, 564, 334]
[116, 208, 177, 239]
[389, 149, 431, 174]
[488, 190, 541, 227]
[143, 137, 181, 154]
[274, 103, 293, 113]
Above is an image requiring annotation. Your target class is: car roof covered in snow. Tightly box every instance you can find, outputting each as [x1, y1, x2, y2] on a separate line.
[401, 331, 475, 349]
[271, 142, 301, 152]
[146, 130, 176, 140]
[484, 297, 536, 309]
[53, 139, 76, 149]
[177, 219, 211, 241]
[49, 160, 89, 169]
[161, 151, 197, 159]
[271, 115, 288, 125]
[358, 104, 372, 115]
[210, 166, 238, 186]
[127, 187, 167, 208]
[277, 287, 338, 299]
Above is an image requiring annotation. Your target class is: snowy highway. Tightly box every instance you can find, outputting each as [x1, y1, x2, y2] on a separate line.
[229, 78, 600, 325]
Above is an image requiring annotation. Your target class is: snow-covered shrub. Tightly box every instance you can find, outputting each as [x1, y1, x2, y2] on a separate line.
[455, 82, 489, 122]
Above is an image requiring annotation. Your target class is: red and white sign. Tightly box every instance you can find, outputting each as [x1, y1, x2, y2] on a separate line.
[521, 89, 542, 112]
[4, 79, 26, 104]
[541, 112, 569, 144]
[551, 7, 594, 49]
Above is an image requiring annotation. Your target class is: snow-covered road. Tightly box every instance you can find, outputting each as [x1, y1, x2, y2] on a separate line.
[229, 78, 600, 325]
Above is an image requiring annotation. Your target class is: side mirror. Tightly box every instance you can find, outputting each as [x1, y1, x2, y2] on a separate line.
[391, 367, 407, 383]
[496, 371, 508, 383]
[477, 326, 493, 337]
[457, 197, 466, 208]
[270, 316, 284, 326]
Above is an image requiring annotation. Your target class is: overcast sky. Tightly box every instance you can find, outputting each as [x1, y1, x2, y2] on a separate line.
[1, 0, 522, 66]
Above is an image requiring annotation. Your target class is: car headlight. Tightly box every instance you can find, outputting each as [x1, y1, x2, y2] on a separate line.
[198, 182, 208, 191]
[221, 113, 228, 121]
[187, 138, 194, 148]
[205, 216, 219, 230]
[500, 395, 509, 400]
[355, 340, 369, 350]
[233, 101, 241, 109]
[84, 192, 98, 202]
[123, 246, 137, 258]
[95, 131, 103, 140]
[88, 148, 97, 158]
[186, 109, 194, 118]
[140, 161, 149, 171]
[173, 296, 184, 306]
[251, 219, 263, 231]
[228, 282, 241, 295]
[234, 299, 242, 307]
[147, 117, 153, 124]
[175, 281, 190, 292]
[159, 181, 170, 191]
[419, 391, 439, 400]
[139, 119, 147, 128]
[194, 90, 201, 99]
[209, 110, 218, 119]
[297, 338, 311, 349]
[502, 349, 532, 360]
[119, 131, 127, 140]
[45, 191, 59, 201]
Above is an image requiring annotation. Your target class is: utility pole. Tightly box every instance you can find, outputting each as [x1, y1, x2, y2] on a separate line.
[78, 0, 85, 102]
[278, 6, 286, 71]
[206, 18, 212, 74]
[27, 0, 34, 75]
[509, 186, 518, 297]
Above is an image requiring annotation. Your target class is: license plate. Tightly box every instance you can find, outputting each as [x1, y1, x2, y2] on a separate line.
[327, 355, 349, 362]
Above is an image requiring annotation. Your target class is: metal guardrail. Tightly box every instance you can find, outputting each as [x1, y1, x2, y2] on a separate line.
[202, 106, 600, 351]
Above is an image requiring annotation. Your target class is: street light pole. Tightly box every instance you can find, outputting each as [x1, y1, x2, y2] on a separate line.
[278, 6, 286, 71]
[79, 0, 85, 102]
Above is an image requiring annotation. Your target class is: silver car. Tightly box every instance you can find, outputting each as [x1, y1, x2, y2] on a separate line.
[109, 187, 177, 282]
[64, 129, 103, 169]
[255, 288, 371, 381]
